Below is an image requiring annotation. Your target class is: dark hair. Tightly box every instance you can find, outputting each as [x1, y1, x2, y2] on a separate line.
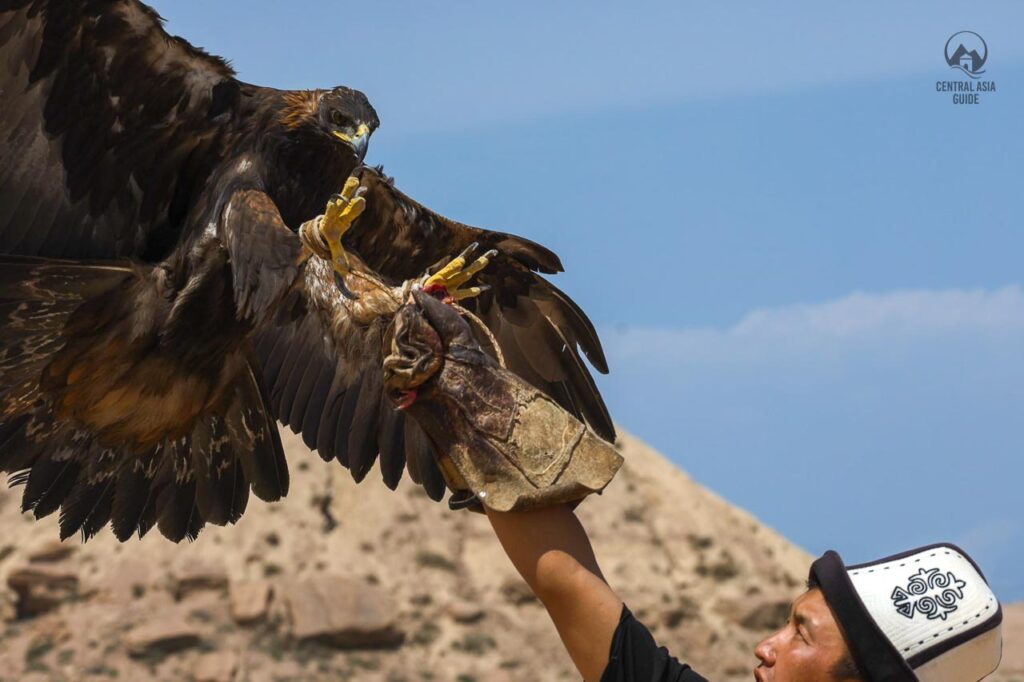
[831, 651, 864, 681]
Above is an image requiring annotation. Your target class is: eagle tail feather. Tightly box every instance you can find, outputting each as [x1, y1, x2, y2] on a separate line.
[238, 358, 290, 504]
[332, 380, 363, 470]
[0, 413, 35, 473]
[299, 367, 333, 454]
[491, 233, 564, 274]
[0, 256, 288, 542]
[403, 417, 446, 502]
[377, 396, 406, 491]
[316, 387, 347, 464]
[58, 475, 116, 542]
[111, 457, 157, 542]
[21, 447, 80, 518]
[346, 372, 383, 484]
[194, 437, 249, 528]
[540, 282, 610, 375]
[156, 477, 204, 544]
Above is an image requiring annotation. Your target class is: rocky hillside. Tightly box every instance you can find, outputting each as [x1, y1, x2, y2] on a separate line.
[994, 603, 1024, 682]
[0, 429, 1015, 681]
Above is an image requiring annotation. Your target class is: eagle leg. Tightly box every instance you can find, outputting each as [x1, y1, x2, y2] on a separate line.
[422, 242, 497, 302]
[318, 176, 367, 277]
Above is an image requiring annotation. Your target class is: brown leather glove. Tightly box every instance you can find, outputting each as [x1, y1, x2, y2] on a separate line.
[382, 288, 623, 512]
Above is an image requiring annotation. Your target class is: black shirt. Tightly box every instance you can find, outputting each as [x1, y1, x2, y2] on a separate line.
[600, 605, 709, 682]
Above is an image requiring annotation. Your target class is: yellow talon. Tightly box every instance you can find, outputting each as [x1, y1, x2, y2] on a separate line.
[445, 251, 492, 289]
[318, 175, 367, 274]
[339, 176, 360, 200]
[423, 243, 497, 301]
[429, 254, 467, 282]
[450, 285, 488, 301]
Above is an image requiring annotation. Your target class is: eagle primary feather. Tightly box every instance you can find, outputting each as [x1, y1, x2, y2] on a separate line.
[0, 0, 613, 541]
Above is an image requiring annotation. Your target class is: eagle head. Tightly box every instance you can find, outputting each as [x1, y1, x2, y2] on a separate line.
[280, 86, 379, 162]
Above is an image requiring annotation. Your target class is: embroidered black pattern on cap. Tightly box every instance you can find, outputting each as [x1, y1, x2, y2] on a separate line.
[891, 567, 967, 621]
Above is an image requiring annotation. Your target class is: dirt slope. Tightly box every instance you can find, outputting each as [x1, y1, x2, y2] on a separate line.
[6, 429, 1007, 681]
[992, 602, 1023, 681]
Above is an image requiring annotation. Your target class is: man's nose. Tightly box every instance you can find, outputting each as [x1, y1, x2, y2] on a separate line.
[755, 634, 777, 666]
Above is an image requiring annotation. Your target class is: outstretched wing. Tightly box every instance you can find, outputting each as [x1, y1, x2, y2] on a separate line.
[0, 256, 288, 542]
[254, 254, 449, 500]
[346, 166, 614, 441]
[0, 0, 239, 260]
[253, 168, 613, 498]
[0, 183, 304, 543]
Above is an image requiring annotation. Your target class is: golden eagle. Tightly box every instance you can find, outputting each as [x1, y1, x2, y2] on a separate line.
[0, 0, 612, 542]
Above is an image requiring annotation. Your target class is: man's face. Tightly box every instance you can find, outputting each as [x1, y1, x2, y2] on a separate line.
[754, 588, 859, 682]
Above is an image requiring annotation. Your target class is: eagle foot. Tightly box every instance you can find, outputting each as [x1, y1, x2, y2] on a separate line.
[422, 242, 496, 302]
[318, 175, 367, 275]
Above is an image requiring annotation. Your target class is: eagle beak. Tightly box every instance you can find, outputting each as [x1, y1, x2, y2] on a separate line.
[332, 123, 371, 161]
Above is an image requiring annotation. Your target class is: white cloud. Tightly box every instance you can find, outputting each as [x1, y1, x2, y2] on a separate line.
[596, 286, 1024, 600]
[733, 286, 1024, 338]
[603, 285, 1024, 366]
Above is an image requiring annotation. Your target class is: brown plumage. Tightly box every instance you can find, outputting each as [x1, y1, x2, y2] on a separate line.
[0, 0, 612, 542]
[280, 91, 326, 130]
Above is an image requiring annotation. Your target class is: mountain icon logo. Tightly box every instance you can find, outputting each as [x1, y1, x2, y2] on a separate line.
[945, 31, 988, 78]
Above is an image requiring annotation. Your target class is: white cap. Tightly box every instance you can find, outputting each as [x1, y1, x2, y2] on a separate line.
[810, 543, 1002, 681]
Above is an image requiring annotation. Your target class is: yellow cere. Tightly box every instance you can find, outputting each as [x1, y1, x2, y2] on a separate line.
[332, 123, 370, 143]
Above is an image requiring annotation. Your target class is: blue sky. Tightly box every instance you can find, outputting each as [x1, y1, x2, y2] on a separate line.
[152, 2, 1024, 600]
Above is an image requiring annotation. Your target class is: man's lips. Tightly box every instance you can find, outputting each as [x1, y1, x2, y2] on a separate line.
[754, 665, 767, 682]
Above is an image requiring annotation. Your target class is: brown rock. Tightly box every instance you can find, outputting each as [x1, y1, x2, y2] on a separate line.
[229, 580, 271, 625]
[283, 575, 403, 648]
[27, 540, 75, 563]
[696, 549, 740, 582]
[713, 595, 790, 632]
[7, 564, 79, 617]
[173, 563, 228, 599]
[192, 650, 238, 682]
[446, 598, 485, 624]
[662, 595, 701, 629]
[125, 618, 202, 657]
[739, 599, 790, 632]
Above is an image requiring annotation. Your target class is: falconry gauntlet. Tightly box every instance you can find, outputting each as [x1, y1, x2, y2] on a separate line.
[383, 289, 623, 512]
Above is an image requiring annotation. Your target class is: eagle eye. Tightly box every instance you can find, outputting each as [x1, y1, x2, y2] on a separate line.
[330, 110, 350, 127]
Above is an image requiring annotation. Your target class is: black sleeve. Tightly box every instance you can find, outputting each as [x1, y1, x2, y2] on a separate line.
[600, 605, 709, 682]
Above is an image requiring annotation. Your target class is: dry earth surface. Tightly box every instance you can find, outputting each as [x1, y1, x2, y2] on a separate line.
[0, 429, 1016, 681]
[996, 603, 1024, 682]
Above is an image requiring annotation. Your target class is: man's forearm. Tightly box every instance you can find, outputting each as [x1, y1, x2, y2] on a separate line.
[485, 505, 623, 682]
